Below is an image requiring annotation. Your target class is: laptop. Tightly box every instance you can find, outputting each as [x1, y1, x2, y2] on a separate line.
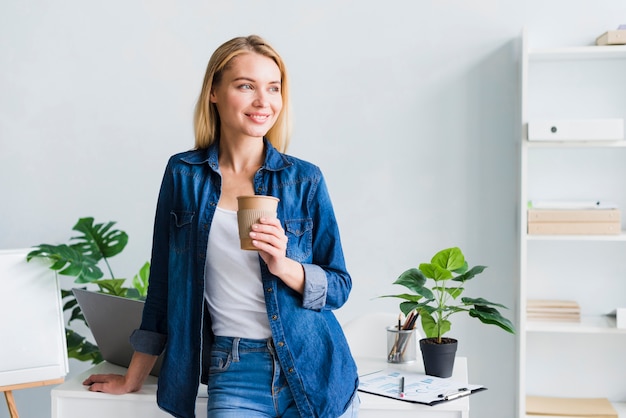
[73, 288, 163, 376]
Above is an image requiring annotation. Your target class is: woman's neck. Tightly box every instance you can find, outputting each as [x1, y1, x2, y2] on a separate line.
[218, 136, 264, 174]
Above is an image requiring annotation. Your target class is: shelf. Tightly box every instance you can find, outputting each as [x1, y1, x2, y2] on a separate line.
[525, 140, 626, 148]
[525, 232, 626, 242]
[529, 45, 626, 61]
[526, 315, 626, 334]
[519, 31, 626, 418]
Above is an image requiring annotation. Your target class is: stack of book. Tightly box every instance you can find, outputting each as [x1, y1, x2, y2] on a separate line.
[596, 26, 626, 45]
[527, 395, 617, 418]
[527, 299, 581, 323]
[527, 201, 621, 235]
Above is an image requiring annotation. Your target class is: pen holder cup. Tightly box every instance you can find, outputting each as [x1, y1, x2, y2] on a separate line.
[386, 327, 417, 363]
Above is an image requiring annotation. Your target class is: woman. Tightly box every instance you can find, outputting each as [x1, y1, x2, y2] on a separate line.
[83, 35, 360, 418]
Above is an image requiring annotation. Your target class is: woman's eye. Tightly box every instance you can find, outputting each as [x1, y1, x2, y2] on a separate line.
[239, 84, 253, 90]
[269, 86, 281, 93]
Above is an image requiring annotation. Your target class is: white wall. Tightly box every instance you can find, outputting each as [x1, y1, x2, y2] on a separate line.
[2, 1, 625, 417]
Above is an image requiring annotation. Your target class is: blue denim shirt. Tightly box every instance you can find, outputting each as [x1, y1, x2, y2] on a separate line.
[130, 139, 358, 418]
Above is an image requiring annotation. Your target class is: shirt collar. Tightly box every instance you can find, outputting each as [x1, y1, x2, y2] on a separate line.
[181, 138, 292, 172]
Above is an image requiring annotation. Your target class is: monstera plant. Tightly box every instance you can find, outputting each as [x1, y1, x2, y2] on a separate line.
[27, 217, 149, 364]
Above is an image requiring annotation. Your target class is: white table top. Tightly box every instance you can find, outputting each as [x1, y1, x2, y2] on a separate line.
[356, 356, 470, 414]
[53, 357, 469, 417]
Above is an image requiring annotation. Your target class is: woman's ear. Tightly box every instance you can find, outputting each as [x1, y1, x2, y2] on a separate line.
[209, 90, 217, 103]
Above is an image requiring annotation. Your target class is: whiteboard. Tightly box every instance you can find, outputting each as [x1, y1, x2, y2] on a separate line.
[0, 248, 68, 387]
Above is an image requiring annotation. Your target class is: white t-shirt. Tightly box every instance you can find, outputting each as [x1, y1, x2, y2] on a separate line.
[204, 206, 271, 339]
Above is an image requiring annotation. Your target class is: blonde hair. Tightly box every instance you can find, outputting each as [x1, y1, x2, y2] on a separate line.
[193, 35, 292, 152]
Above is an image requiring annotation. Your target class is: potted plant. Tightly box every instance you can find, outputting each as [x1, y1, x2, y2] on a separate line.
[381, 246, 515, 377]
[27, 217, 149, 364]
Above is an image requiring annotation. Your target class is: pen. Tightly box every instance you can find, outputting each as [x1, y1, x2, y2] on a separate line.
[399, 376, 405, 398]
[439, 388, 469, 401]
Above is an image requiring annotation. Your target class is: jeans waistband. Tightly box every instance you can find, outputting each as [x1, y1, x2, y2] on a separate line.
[212, 336, 273, 355]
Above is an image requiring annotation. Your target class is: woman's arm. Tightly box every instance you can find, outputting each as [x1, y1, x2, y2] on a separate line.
[82, 351, 158, 394]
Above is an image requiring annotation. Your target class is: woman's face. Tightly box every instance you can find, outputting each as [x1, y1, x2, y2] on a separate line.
[210, 52, 283, 142]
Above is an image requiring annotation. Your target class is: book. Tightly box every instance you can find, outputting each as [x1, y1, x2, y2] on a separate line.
[527, 300, 580, 322]
[528, 209, 621, 223]
[528, 222, 620, 235]
[596, 29, 626, 45]
[527, 300, 579, 309]
[527, 313, 580, 322]
[526, 299, 580, 313]
[527, 395, 617, 417]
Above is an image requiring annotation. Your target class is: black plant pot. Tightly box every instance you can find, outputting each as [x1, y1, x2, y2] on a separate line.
[419, 337, 458, 378]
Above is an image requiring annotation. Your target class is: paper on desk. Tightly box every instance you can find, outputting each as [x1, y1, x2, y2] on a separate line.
[358, 368, 486, 406]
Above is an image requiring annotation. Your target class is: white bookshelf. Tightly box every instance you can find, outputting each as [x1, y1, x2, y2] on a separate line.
[527, 315, 626, 334]
[518, 31, 626, 417]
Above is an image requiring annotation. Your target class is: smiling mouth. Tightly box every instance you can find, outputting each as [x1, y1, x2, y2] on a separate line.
[247, 113, 271, 122]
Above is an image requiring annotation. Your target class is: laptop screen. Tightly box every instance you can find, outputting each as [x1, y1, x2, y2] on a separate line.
[72, 288, 163, 376]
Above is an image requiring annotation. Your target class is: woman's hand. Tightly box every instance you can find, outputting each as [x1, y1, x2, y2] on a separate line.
[82, 373, 138, 394]
[250, 218, 305, 293]
[82, 352, 156, 394]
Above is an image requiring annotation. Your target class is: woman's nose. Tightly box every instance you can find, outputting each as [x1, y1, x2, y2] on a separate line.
[253, 91, 269, 107]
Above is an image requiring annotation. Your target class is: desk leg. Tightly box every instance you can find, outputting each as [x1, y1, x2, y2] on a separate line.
[3, 390, 20, 418]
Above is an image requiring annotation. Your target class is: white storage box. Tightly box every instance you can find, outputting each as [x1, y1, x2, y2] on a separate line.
[528, 119, 624, 141]
[617, 308, 626, 329]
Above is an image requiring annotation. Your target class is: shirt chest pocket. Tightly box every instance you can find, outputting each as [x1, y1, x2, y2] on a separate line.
[170, 210, 195, 253]
[284, 218, 313, 262]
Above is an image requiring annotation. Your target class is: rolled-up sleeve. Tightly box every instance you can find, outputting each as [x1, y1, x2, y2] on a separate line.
[130, 329, 167, 356]
[301, 263, 328, 310]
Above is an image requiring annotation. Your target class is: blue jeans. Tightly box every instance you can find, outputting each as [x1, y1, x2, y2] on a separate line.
[207, 336, 359, 418]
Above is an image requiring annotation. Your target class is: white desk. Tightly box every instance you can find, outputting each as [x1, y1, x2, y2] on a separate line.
[356, 356, 469, 418]
[51, 363, 208, 418]
[51, 358, 469, 417]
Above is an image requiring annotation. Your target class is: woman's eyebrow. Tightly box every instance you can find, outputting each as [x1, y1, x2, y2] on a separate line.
[232, 76, 281, 84]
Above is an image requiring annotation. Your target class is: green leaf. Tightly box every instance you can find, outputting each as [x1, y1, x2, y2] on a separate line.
[399, 301, 430, 316]
[435, 286, 464, 299]
[71, 217, 128, 262]
[469, 305, 516, 334]
[451, 261, 469, 275]
[95, 279, 128, 297]
[380, 293, 424, 303]
[61, 288, 77, 299]
[420, 310, 451, 339]
[431, 247, 465, 271]
[418, 263, 435, 280]
[453, 265, 487, 282]
[27, 244, 103, 283]
[462, 296, 508, 309]
[68, 305, 86, 325]
[394, 268, 428, 294]
[419, 263, 454, 281]
[65, 329, 103, 364]
[132, 261, 150, 298]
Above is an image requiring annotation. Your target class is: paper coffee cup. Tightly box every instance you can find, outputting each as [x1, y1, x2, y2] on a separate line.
[236, 195, 280, 250]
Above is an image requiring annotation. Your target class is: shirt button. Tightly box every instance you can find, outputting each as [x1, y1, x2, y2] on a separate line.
[266, 287, 273, 292]
[288, 368, 294, 373]
[277, 341, 284, 347]
[272, 315, 278, 320]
